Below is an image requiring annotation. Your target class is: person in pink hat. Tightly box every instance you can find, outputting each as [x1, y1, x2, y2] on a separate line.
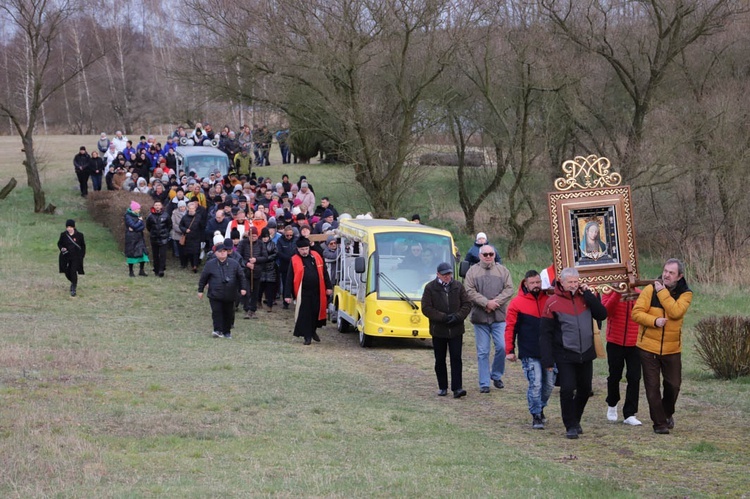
[124, 200, 150, 277]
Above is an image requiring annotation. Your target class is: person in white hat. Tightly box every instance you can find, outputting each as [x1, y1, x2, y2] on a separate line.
[464, 231, 502, 267]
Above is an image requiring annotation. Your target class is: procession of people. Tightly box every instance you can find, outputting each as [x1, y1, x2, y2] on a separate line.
[62, 126, 694, 440]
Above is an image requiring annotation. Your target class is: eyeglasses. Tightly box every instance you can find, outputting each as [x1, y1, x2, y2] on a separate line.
[481, 252, 495, 257]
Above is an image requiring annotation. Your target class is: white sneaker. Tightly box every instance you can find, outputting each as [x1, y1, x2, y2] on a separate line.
[623, 416, 642, 426]
[212, 331, 222, 338]
[607, 406, 618, 422]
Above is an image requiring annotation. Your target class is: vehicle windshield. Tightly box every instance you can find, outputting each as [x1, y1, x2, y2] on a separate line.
[184, 155, 229, 178]
[374, 231, 453, 300]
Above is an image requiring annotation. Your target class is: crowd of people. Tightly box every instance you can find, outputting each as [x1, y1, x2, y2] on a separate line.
[72, 123, 292, 198]
[66, 131, 694, 439]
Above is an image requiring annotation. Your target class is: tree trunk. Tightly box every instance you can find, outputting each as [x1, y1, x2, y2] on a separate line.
[21, 134, 50, 213]
[0, 177, 17, 199]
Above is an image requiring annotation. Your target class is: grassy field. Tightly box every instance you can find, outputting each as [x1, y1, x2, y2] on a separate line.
[1, 135, 749, 497]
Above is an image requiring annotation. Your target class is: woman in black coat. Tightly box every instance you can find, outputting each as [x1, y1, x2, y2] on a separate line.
[124, 201, 150, 277]
[89, 151, 105, 192]
[58, 219, 86, 296]
[179, 202, 204, 272]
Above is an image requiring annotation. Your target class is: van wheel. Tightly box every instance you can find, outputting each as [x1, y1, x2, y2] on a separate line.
[358, 328, 371, 348]
[336, 313, 350, 333]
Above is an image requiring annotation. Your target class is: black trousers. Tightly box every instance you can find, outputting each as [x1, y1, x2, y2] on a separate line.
[557, 360, 593, 430]
[209, 298, 235, 335]
[76, 171, 89, 197]
[243, 277, 262, 311]
[151, 243, 168, 273]
[259, 280, 276, 308]
[639, 349, 681, 430]
[433, 336, 463, 391]
[64, 266, 78, 288]
[606, 342, 641, 418]
[181, 252, 200, 269]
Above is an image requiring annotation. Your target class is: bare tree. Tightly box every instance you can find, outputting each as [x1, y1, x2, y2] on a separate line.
[541, 0, 742, 181]
[181, 0, 470, 216]
[0, 0, 100, 212]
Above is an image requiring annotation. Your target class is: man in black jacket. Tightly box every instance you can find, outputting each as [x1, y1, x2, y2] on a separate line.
[237, 226, 270, 319]
[198, 240, 248, 339]
[276, 225, 298, 309]
[421, 262, 473, 398]
[73, 146, 91, 197]
[146, 201, 173, 277]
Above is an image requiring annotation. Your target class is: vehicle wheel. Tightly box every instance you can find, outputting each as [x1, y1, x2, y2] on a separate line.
[336, 313, 350, 333]
[358, 328, 371, 348]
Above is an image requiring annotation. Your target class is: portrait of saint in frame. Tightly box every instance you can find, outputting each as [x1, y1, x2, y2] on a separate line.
[547, 161, 638, 287]
[569, 206, 620, 266]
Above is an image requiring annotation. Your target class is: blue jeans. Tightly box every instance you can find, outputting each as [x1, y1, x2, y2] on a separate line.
[473, 322, 506, 388]
[521, 357, 557, 415]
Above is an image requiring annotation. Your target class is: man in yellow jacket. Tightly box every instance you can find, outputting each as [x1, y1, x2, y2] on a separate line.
[632, 258, 693, 434]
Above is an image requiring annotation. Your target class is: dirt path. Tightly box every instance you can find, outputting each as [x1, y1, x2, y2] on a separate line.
[270, 313, 750, 496]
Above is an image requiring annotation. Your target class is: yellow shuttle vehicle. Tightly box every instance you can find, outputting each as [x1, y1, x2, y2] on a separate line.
[332, 218, 456, 347]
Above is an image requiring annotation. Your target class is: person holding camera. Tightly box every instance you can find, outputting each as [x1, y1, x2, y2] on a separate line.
[540, 267, 607, 439]
[421, 262, 472, 399]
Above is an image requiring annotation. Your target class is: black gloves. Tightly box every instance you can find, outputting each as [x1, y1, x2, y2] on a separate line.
[445, 313, 461, 326]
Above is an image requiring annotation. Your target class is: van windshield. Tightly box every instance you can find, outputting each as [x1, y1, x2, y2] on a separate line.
[374, 232, 453, 299]
[184, 155, 229, 178]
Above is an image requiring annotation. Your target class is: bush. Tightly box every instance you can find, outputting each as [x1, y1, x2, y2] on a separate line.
[87, 191, 154, 252]
[289, 129, 322, 164]
[694, 316, 750, 379]
[418, 151, 484, 167]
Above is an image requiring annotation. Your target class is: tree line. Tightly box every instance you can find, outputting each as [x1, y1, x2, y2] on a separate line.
[2, 0, 748, 281]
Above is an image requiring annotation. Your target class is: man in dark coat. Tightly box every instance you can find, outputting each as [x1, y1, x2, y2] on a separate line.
[237, 226, 270, 319]
[198, 239, 248, 339]
[284, 237, 332, 345]
[146, 201, 173, 277]
[179, 201, 204, 272]
[58, 219, 86, 296]
[73, 147, 91, 197]
[276, 225, 298, 309]
[421, 262, 472, 398]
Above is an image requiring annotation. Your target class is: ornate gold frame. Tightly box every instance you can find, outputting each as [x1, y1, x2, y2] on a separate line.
[548, 156, 638, 292]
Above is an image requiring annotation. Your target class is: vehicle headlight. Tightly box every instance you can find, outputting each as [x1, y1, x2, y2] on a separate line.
[382, 316, 390, 324]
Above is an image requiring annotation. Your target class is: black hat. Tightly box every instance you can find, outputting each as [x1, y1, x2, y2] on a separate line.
[222, 238, 234, 251]
[322, 209, 334, 219]
[65, 219, 76, 228]
[230, 228, 241, 239]
[411, 214, 421, 221]
[260, 227, 270, 238]
[436, 262, 453, 275]
[296, 237, 311, 248]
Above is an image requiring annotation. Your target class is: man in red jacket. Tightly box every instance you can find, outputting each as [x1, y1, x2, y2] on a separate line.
[602, 289, 643, 426]
[505, 270, 555, 429]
